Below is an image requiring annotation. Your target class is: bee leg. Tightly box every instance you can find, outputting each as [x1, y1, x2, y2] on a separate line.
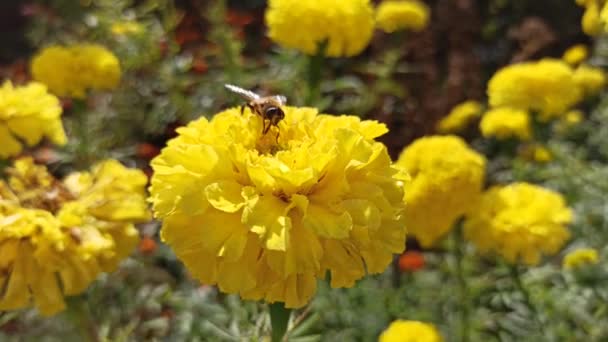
[240, 105, 245, 115]
[275, 129, 280, 144]
[261, 120, 268, 135]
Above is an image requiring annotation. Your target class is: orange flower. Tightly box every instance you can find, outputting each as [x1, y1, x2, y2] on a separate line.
[398, 251, 425, 272]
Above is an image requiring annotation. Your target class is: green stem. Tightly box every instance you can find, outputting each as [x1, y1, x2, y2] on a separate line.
[269, 302, 291, 342]
[509, 265, 546, 336]
[66, 297, 99, 342]
[305, 40, 327, 105]
[452, 225, 470, 342]
[72, 99, 90, 169]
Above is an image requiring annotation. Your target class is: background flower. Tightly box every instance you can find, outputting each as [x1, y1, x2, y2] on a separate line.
[265, 0, 375, 57]
[375, 0, 430, 33]
[479, 107, 532, 140]
[379, 320, 443, 342]
[436, 100, 483, 134]
[31, 44, 121, 98]
[396, 135, 486, 247]
[0, 158, 149, 315]
[563, 248, 599, 269]
[149, 106, 407, 308]
[0, 81, 66, 158]
[464, 182, 572, 265]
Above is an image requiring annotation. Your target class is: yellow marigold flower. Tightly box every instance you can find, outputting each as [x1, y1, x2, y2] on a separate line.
[487, 59, 581, 121]
[0, 158, 149, 315]
[436, 100, 483, 134]
[265, 0, 375, 57]
[564, 109, 584, 125]
[573, 64, 606, 96]
[519, 144, 552, 163]
[149, 106, 407, 308]
[31, 44, 121, 98]
[0, 81, 66, 158]
[111, 21, 143, 36]
[395, 135, 485, 247]
[562, 44, 589, 66]
[563, 248, 599, 269]
[464, 183, 572, 265]
[379, 320, 443, 342]
[582, 1, 602, 36]
[479, 107, 532, 141]
[375, 0, 430, 33]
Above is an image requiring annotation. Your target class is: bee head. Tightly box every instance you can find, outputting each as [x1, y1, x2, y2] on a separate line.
[265, 106, 285, 124]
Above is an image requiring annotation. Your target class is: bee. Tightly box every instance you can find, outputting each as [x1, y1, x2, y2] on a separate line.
[225, 84, 286, 135]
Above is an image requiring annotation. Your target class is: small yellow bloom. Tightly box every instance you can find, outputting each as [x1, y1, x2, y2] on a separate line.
[564, 109, 584, 125]
[479, 107, 531, 141]
[375, 0, 430, 33]
[0, 81, 66, 158]
[519, 144, 552, 163]
[31, 44, 121, 98]
[436, 100, 483, 134]
[396, 135, 485, 247]
[573, 64, 606, 96]
[563, 248, 599, 269]
[379, 320, 443, 342]
[149, 106, 407, 308]
[0, 158, 149, 315]
[265, 0, 375, 57]
[487, 59, 581, 121]
[582, 1, 602, 36]
[464, 183, 572, 265]
[562, 44, 589, 66]
[111, 21, 143, 36]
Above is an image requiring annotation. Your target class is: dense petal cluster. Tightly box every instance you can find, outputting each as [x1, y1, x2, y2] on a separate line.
[379, 320, 443, 342]
[487, 59, 581, 120]
[436, 100, 483, 134]
[0, 158, 149, 315]
[395, 135, 485, 247]
[31, 44, 121, 98]
[464, 183, 572, 265]
[479, 107, 532, 141]
[573, 64, 606, 96]
[0, 81, 66, 158]
[563, 248, 599, 269]
[562, 44, 589, 66]
[375, 0, 430, 33]
[149, 106, 407, 308]
[265, 0, 375, 57]
[576, 0, 608, 35]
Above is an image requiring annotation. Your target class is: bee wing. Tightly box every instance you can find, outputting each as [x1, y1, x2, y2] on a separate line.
[225, 84, 260, 101]
[273, 95, 287, 105]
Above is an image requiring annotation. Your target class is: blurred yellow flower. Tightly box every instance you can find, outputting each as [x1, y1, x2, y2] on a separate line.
[31, 44, 121, 98]
[562, 44, 588, 66]
[149, 106, 407, 308]
[395, 135, 485, 247]
[487, 59, 581, 121]
[564, 109, 584, 125]
[519, 144, 553, 163]
[563, 248, 599, 269]
[265, 0, 375, 57]
[379, 320, 443, 342]
[436, 100, 483, 134]
[0, 158, 149, 316]
[0, 81, 66, 158]
[573, 64, 606, 96]
[479, 107, 532, 141]
[464, 183, 572, 265]
[581, 0, 602, 35]
[375, 0, 430, 33]
[111, 21, 144, 36]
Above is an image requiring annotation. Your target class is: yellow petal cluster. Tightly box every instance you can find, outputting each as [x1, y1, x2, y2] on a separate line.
[0, 158, 149, 315]
[31, 44, 121, 98]
[375, 0, 430, 33]
[379, 320, 443, 342]
[395, 135, 485, 247]
[0, 81, 66, 158]
[562, 44, 589, 66]
[576, 0, 608, 35]
[464, 183, 572, 265]
[573, 64, 606, 96]
[479, 107, 532, 141]
[149, 106, 407, 308]
[563, 248, 600, 269]
[265, 0, 375, 57]
[487, 59, 581, 121]
[111, 21, 144, 36]
[436, 100, 483, 134]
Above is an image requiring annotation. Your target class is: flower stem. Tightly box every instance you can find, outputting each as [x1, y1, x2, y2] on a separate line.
[72, 98, 91, 169]
[509, 265, 546, 336]
[452, 224, 470, 342]
[305, 40, 328, 105]
[269, 302, 291, 342]
[66, 296, 99, 342]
